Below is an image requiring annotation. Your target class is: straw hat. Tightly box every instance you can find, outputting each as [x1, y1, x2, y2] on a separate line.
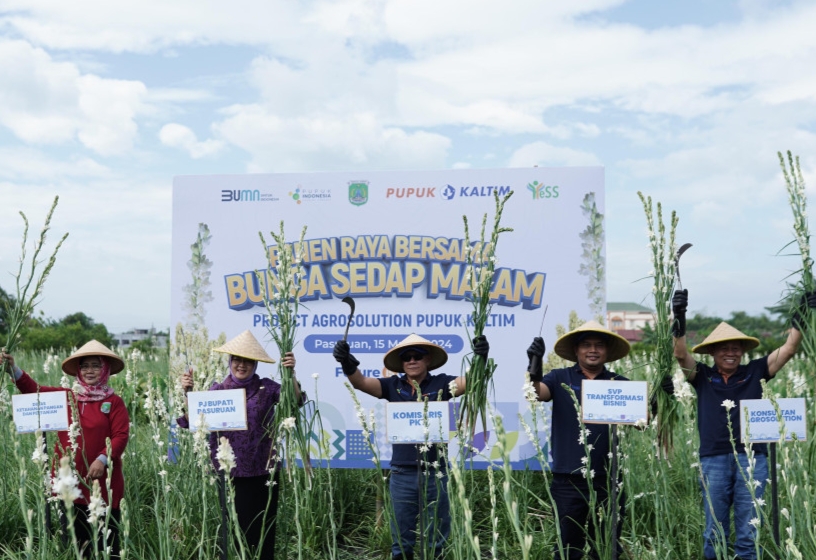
[691, 322, 760, 355]
[553, 320, 631, 363]
[62, 340, 125, 376]
[213, 330, 276, 363]
[383, 334, 448, 373]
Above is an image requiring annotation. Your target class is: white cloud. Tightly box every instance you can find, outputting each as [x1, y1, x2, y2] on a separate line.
[159, 123, 225, 158]
[214, 105, 451, 172]
[0, 148, 111, 181]
[0, 39, 148, 155]
[508, 142, 601, 168]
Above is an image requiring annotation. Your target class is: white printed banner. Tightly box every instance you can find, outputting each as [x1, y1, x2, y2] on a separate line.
[172, 167, 605, 468]
[740, 398, 808, 443]
[12, 392, 70, 433]
[581, 380, 648, 425]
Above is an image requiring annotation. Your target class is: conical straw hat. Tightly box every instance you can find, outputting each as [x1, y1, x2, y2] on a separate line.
[553, 320, 631, 363]
[383, 333, 448, 374]
[213, 330, 276, 363]
[62, 340, 124, 376]
[691, 322, 759, 355]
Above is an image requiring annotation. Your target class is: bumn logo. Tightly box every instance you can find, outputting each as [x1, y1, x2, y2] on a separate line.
[221, 189, 260, 202]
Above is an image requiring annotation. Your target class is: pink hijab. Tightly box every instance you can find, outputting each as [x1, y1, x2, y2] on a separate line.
[74, 357, 115, 402]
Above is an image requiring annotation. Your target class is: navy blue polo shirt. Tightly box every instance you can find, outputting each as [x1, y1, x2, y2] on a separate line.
[691, 356, 771, 457]
[542, 364, 628, 477]
[378, 372, 457, 467]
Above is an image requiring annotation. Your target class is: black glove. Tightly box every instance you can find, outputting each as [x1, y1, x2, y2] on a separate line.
[671, 289, 688, 338]
[792, 291, 816, 331]
[650, 376, 675, 416]
[473, 335, 489, 360]
[526, 337, 545, 383]
[332, 340, 359, 376]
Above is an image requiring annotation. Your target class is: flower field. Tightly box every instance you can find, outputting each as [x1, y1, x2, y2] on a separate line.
[2, 345, 815, 560]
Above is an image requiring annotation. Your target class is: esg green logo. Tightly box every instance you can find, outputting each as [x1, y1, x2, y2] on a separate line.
[527, 181, 559, 200]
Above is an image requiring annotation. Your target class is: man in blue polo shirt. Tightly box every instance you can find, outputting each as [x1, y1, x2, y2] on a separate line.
[672, 289, 816, 560]
[526, 320, 631, 560]
[333, 333, 489, 560]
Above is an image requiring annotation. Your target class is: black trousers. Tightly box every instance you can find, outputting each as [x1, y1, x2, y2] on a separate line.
[550, 473, 625, 560]
[59, 504, 121, 559]
[229, 472, 280, 560]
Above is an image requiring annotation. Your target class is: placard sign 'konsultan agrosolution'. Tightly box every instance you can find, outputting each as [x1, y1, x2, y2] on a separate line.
[172, 167, 604, 468]
[12, 392, 70, 433]
[740, 398, 808, 443]
[581, 380, 648, 425]
[187, 389, 248, 432]
[386, 402, 451, 444]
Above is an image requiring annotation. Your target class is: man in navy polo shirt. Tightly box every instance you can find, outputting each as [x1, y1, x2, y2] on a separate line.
[333, 333, 489, 560]
[526, 320, 631, 560]
[672, 289, 816, 560]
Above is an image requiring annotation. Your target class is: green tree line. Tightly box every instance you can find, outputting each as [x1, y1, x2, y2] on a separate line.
[635, 308, 788, 357]
[1, 284, 114, 352]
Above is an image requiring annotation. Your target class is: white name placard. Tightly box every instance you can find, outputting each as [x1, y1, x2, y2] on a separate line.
[188, 389, 248, 431]
[740, 398, 807, 443]
[581, 380, 648, 425]
[12, 392, 70, 433]
[386, 402, 450, 444]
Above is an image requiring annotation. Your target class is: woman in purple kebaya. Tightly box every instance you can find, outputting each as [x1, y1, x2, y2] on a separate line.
[179, 330, 300, 560]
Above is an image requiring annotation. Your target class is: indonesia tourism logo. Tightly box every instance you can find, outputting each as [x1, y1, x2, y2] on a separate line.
[348, 181, 369, 206]
[526, 181, 559, 200]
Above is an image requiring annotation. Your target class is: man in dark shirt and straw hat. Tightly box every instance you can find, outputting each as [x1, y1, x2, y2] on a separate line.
[672, 289, 816, 560]
[525, 320, 631, 560]
[333, 333, 489, 560]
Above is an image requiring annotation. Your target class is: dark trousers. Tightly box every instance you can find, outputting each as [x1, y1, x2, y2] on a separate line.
[230, 472, 280, 560]
[59, 504, 121, 559]
[550, 473, 625, 560]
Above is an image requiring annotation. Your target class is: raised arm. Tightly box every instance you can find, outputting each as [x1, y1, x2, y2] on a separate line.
[672, 289, 698, 381]
[333, 340, 382, 398]
[526, 336, 552, 401]
[767, 292, 816, 376]
[280, 352, 302, 403]
[451, 335, 491, 397]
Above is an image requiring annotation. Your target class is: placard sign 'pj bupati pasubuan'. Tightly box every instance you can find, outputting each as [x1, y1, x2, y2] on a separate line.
[581, 380, 648, 425]
[187, 389, 248, 432]
[171, 167, 605, 468]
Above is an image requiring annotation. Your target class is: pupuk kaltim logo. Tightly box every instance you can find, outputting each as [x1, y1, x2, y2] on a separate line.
[348, 181, 369, 206]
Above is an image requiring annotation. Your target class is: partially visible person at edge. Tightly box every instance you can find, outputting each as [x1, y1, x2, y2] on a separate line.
[2, 341, 130, 559]
[178, 330, 301, 560]
[672, 289, 816, 560]
[525, 321, 631, 560]
[333, 333, 490, 560]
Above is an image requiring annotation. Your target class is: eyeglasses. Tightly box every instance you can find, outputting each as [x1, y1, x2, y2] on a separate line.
[401, 353, 425, 363]
[232, 356, 257, 365]
[79, 363, 103, 372]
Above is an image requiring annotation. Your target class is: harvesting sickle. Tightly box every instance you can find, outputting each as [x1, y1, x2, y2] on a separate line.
[342, 296, 356, 341]
[674, 243, 692, 290]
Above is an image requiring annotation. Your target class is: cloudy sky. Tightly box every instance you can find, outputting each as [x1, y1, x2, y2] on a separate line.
[1, 0, 815, 334]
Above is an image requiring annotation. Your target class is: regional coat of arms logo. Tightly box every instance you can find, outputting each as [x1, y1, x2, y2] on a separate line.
[348, 181, 369, 206]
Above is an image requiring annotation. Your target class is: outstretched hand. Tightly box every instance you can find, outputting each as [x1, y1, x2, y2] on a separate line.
[526, 337, 545, 382]
[472, 335, 489, 359]
[333, 340, 359, 376]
